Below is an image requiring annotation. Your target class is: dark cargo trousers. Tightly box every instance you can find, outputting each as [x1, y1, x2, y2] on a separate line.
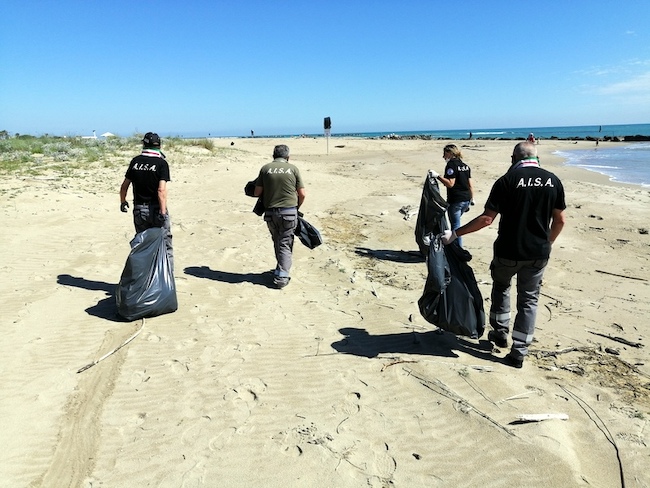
[264, 207, 298, 285]
[489, 257, 548, 360]
[133, 203, 174, 273]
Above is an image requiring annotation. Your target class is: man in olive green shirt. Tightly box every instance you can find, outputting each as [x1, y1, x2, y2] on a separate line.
[254, 144, 306, 288]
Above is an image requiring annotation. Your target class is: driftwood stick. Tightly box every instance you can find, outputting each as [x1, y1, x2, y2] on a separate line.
[515, 413, 569, 422]
[534, 346, 595, 358]
[595, 269, 647, 282]
[540, 292, 562, 304]
[586, 330, 644, 348]
[544, 303, 553, 321]
[498, 392, 532, 403]
[406, 368, 514, 436]
[381, 359, 418, 371]
[558, 385, 626, 488]
[77, 318, 146, 373]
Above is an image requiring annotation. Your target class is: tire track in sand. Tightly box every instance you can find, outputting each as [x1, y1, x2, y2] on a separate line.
[30, 322, 139, 488]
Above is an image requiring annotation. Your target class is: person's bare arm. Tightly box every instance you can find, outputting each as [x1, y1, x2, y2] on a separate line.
[549, 208, 566, 244]
[157, 180, 167, 214]
[120, 178, 131, 205]
[437, 174, 455, 189]
[297, 187, 306, 209]
[456, 208, 498, 238]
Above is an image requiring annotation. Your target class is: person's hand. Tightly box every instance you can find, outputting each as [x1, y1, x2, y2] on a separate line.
[120, 201, 129, 213]
[155, 212, 167, 227]
[428, 169, 439, 179]
[441, 230, 457, 245]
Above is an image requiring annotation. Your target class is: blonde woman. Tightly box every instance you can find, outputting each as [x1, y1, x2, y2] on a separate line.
[429, 144, 474, 247]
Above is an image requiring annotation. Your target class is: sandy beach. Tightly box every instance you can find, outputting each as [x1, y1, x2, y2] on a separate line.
[1, 136, 649, 487]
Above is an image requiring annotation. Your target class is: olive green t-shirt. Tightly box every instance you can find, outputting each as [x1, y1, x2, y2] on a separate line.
[257, 158, 304, 209]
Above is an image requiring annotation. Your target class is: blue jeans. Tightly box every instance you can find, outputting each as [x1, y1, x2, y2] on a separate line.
[489, 257, 548, 359]
[447, 201, 470, 247]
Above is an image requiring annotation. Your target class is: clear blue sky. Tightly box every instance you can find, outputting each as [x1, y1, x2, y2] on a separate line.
[1, 0, 649, 137]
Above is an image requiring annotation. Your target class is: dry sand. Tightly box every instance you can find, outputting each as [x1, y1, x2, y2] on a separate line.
[1, 136, 649, 487]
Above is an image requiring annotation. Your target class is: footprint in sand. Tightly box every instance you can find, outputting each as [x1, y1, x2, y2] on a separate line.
[126, 412, 147, 427]
[334, 391, 361, 417]
[128, 370, 150, 387]
[177, 337, 199, 350]
[181, 416, 214, 447]
[370, 442, 397, 483]
[223, 378, 266, 423]
[273, 423, 335, 457]
[146, 333, 161, 343]
[208, 427, 237, 451]
[165, 358, 190, 375]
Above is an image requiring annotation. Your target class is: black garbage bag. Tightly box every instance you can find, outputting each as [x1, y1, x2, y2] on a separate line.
[244, 179, 265, 216]
[295, 214, 323, 249]
[414, 173, 449, 256]
[116, 227, 177, 321]
[418, 234, 485, 338]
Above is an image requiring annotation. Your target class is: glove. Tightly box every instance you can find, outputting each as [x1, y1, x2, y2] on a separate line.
[155, 212, 167, 227]
[120, 201, 129, 213]
[428, 169, 439, 179]
[441, 230, 457, 245]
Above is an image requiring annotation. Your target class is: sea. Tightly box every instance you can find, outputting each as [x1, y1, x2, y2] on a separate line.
[328, 123, 650, 188]
[188, 123, 650, 188]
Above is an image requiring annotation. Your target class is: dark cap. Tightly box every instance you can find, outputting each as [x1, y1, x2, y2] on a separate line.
[142, 132, 161, 147]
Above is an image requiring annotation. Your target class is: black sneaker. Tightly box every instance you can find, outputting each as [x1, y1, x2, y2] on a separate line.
[488, 330, 508, 348]
[273, 277, 290, 289]
[504, 353, 524, 369]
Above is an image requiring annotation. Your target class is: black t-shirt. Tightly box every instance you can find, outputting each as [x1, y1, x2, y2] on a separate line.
[485, 163, 566, 260]
[125, 153, 171, 205]
[444, 158, 472, 203]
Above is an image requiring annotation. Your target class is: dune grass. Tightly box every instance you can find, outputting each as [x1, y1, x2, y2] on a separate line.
[0, 133, 220, 176]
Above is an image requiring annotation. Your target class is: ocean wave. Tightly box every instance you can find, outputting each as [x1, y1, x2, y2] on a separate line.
[576, 164, 621, 170]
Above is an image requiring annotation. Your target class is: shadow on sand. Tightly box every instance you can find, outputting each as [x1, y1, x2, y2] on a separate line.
[56, 274, 125, 322]
[331, 326, 504, 366]
[184, 265, 276, 289]
[354, 247, 425, 263]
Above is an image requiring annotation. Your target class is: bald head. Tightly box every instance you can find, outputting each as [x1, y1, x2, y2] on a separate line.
[512, 142, 537, 163]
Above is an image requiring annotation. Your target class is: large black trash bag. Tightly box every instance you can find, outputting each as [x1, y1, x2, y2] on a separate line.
[414, 173, 448, 256]
[295, 214, 323, 249]
[116, 227, 177, 321]
[418, 234, 485, 338]
[244, 179, 265, 216]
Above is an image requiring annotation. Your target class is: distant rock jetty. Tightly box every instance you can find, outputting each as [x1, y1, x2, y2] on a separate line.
[374, 134, 650, 142]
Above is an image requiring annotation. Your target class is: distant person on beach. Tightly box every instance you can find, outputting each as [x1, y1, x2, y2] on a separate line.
[251, 130, 254, 137]
[441, 141, 566, 368]
[527, 133, 536, 144]
[119, 132, 174, 271]
[428, 144, 474, 247]
[254, 144, 306, 289]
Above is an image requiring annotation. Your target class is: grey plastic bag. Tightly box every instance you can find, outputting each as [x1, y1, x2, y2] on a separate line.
[116, 227, 177, 321]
